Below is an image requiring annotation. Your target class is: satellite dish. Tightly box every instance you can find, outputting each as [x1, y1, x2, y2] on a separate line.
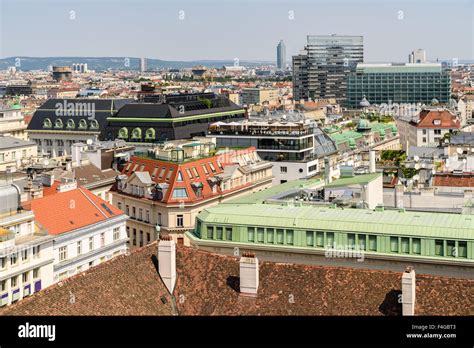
[414, 163, 420, 170]
[413, 155, 420, 162]
[457, 147, 463, 155]
[86, 139, 93, 145]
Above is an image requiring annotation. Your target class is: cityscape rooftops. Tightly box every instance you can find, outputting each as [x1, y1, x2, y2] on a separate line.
[413, 109, 460, 129]
[1, 242, 472, 315]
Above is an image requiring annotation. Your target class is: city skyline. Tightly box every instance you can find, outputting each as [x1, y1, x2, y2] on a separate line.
[0, 0, 473, 62]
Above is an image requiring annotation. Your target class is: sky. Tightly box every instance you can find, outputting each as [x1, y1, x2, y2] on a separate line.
[0, 0, 473, 62]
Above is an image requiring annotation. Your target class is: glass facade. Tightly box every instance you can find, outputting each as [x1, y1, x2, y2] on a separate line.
[347, 64, 451, 107]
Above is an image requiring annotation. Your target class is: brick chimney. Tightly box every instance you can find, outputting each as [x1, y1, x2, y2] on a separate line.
[402, 266, 416, 316]
[158, 236, 176, 294]
[239, 252, 259, 296]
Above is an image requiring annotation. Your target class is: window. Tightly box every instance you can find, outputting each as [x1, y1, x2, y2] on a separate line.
[139, 231, 143, 247]
[326, 232, 335, 248]
[202, 164, 209, 175]
[11, 276, 18, 288]
[225, 227, 232, 241]
[306, 231, 314, 247]
[77, 241, 82, 255]
[368, 235, 377, 251]
[1, 280, 6, 292]
[286, 230, 294, 245]
[412, 238, 421, 254]
[22, 272, 29, 282]
[434, 129, 441, 135]
[125, 205, 129, 215]
[208, 162, 216, 173]
[276, 229, 284, 244]
[158, 167, 166, 179]
[157, 212, 162, 225]
[257, 228, 264, 243]
[186, 168, 193, 179]
[133, 229, 137, 245]
[458, 241, 468, 258]
[132, 207, 136, 218]
[10, 253, 17, 266]
[192, 167, 199, 177]
[177, 215, 184, 227]
[147, 233, 151, 243]
[177, 171, 183, 182]
[89, 261, 94, 268]
[207, 226, 214, 239]
[393, 236, 406, 254]
[33, 268, 39, 279]
[0, 257, 5, 269]
[59, 272, 68, 281]
[422, 137, 427, 143]
[166, 168, 174, 180]
[100, 233, 105, 247]
[145, 210, 150, 223]
[117, 202, 122, 210]
[59, 246, 67, 261]
[267, 228, 274, 243]
[248, 227, 255, 242]
[216, 227, 223, 240]
[390, 237, 399, 253]
[316, 232, 324, 247]
[77, 265, 83, 273]
[347, 233, 355, 249]
[172, 188, 188, 199]
[358, 235, 366, 250]
[435, 240, 444, 256]
[113, 227, 120, 241]
[280, 166, 287, 174]
[89, 237, 94, 250]
[21, 249, 28, 261]
[447, 240, 456, 257]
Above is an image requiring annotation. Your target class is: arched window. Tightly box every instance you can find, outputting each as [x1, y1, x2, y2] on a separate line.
[43, 118, 52, 128]
[90, 119, 99, 130]
[118, 127, 128, 139]
[145, 128, 155, 140]
[131, 127, 142, 139]
[66, 119, 75, 129]
[54, 119, 63, 129]
[78, 119, 88, 130]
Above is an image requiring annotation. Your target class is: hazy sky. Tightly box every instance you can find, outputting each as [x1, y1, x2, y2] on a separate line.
[0, 0, 473, 62]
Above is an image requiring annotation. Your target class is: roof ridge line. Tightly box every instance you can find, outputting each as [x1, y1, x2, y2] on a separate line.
[78, 187, 108, 218]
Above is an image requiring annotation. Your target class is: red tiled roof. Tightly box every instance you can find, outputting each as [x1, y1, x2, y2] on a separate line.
[433, 174, 474, 187]
[415, 110, 460, 129]
[24, 187, 124, 235]
[120, 148, 258, 204]
[1, 244, 472, 316]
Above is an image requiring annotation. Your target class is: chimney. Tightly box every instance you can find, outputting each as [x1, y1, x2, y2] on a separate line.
[369, 150, 376, 173]
[239, 252, 259, 296]
[402, 266, 416, 316]
[324, 157, 332, 184]
[158, 236, 176, 294]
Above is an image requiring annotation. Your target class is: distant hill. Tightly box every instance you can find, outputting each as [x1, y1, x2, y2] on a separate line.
[0, 57, 273, 72]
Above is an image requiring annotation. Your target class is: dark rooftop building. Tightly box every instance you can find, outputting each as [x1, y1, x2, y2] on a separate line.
[1, 243, 472, 316]
[105, 92, 246, 143]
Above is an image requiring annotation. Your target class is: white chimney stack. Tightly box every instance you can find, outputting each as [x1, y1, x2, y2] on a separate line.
[402, 266, 416, 316]
[369, 150, 376, 174]
[158, 236, 176, 294]
[239, 252, 259, 296]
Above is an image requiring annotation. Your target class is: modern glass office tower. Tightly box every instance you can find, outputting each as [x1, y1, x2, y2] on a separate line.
[293, 35, 363, 103]
[346, 63, 451, 108]
[276, 40, 286, 69]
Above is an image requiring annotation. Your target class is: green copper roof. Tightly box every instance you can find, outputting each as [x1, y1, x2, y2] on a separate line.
[198, 203, 474, 240]
[325, 173, 381, 188]
[329, 130, 363, 145]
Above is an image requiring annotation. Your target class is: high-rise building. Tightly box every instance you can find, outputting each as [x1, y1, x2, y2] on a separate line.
[140, 57, 147, 72]
[346, 63, 451, 108]
[276, 40, 286, 69]
[292, 35, 363, 103]
[409, 49, 427, 64]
